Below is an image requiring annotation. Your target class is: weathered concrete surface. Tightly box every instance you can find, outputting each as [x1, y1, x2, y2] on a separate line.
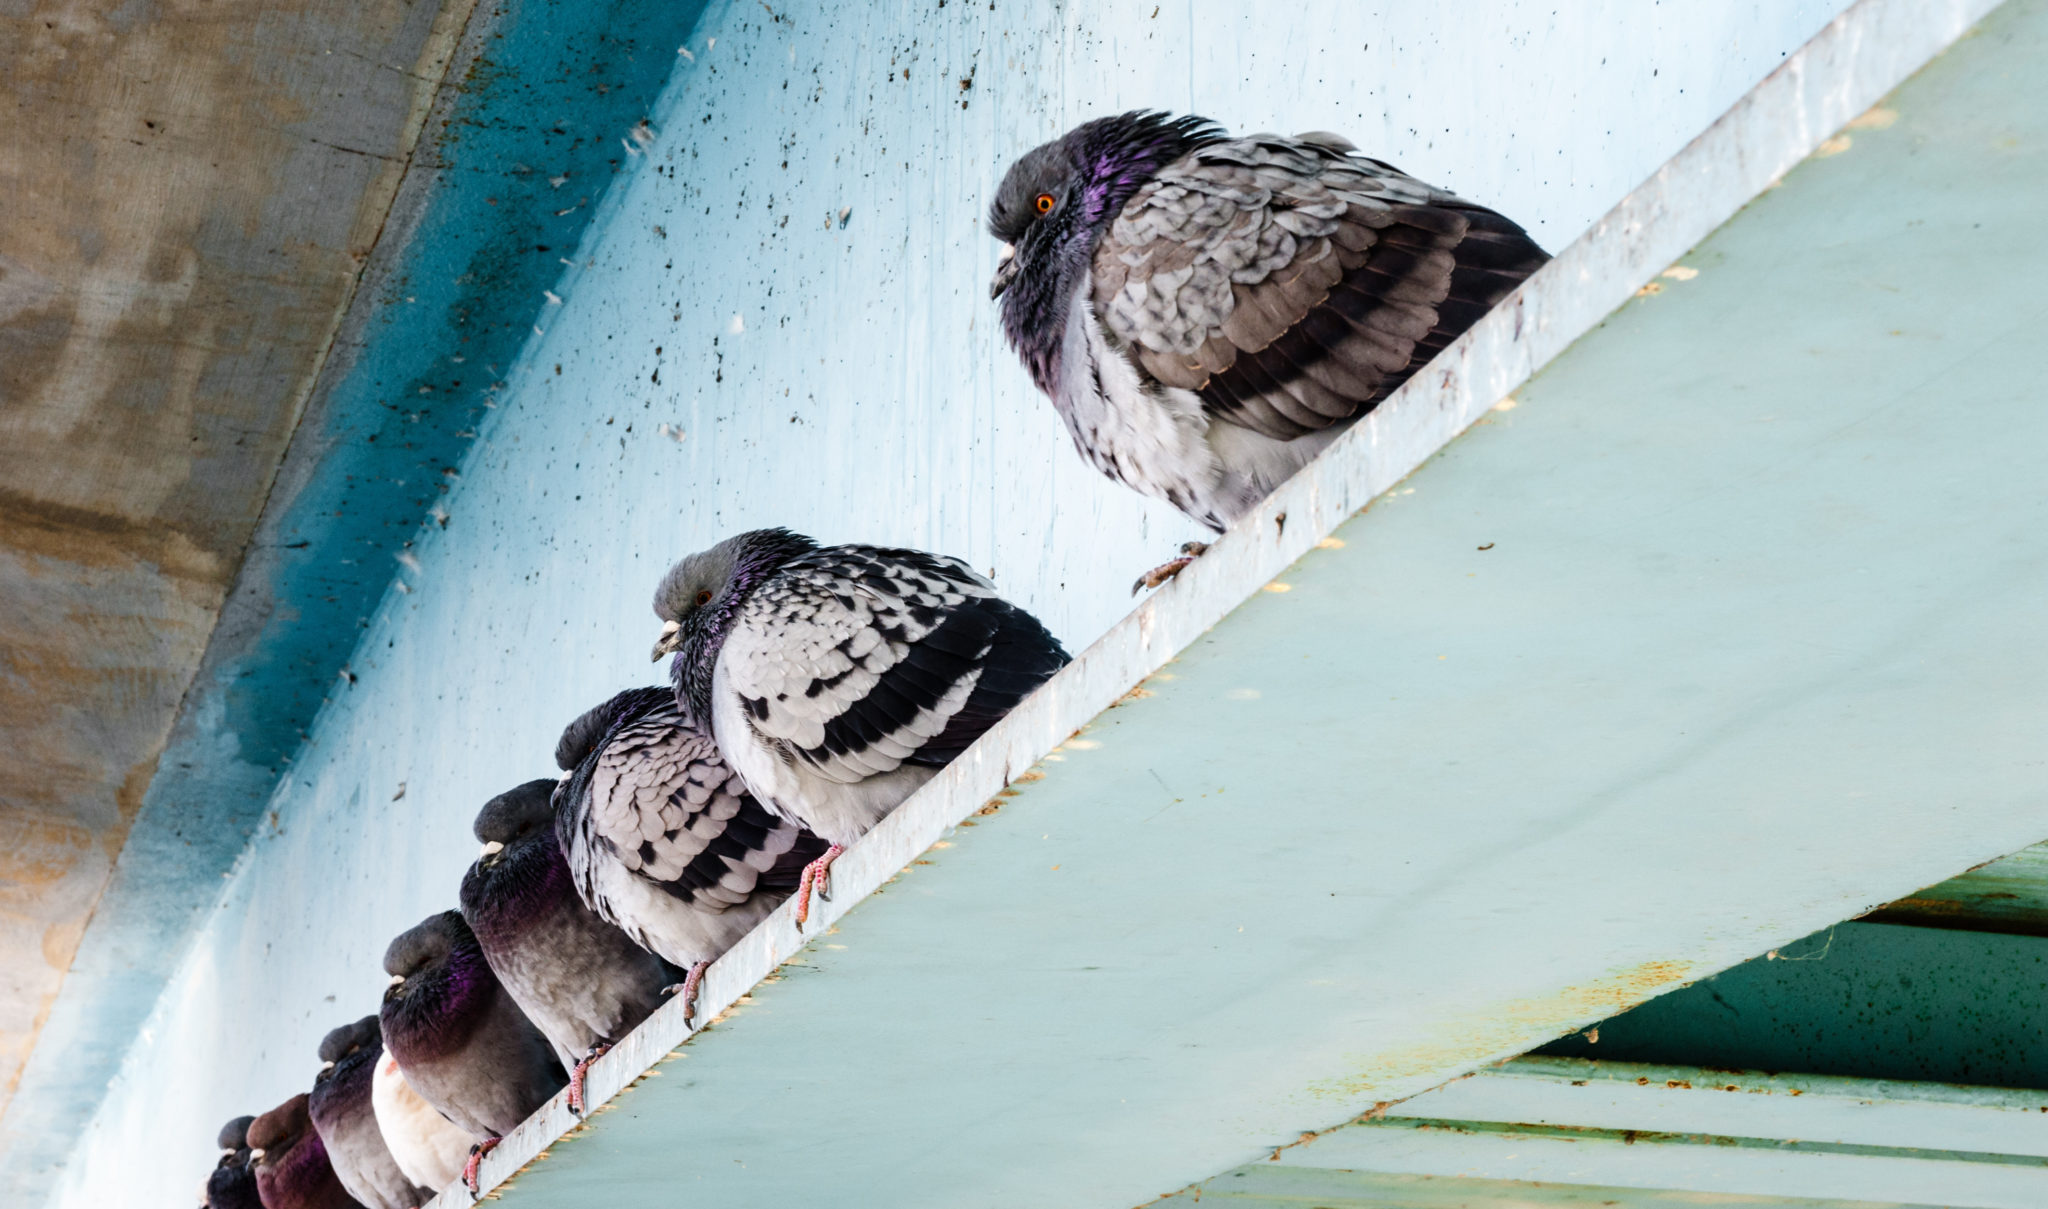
[0, 0, 476, 1116]
[0, 0, 710, 1197]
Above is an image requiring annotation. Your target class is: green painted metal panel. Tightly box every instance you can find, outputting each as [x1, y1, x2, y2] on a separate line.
[1542, 923, 2048, 1088]
[1160, 1167, 1925, 1208]
[1868, 843, 2048, 936]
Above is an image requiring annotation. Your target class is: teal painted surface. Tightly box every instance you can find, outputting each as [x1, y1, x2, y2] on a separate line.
[1160, 1168, 1920, 1208]
[481, 4, 2048, 1207]
[1868, 842, 2048, 936]
[1541, 923, 2048, 1088]
[1233, 1059, 2048, 1208]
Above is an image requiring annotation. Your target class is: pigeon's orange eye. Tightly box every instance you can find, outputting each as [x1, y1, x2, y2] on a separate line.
[694, 589, 713, 606]
[1034, 192, 1056, 215]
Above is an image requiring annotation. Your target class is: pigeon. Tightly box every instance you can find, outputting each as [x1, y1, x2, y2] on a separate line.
[307, 1017, 428, 1209]
[650, 529, 1070, 919]
[461, 778, 681, 1115]
[247, 1094, 362, 1209]
[206, 1116, 263, 1209]
[552, 687, 828, 1017]
[988, 111, 1549, 585]
[369, 1048, 471, 1195]
[379, 910, 566, 1194]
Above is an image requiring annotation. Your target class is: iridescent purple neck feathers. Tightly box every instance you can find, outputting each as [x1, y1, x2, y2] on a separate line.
[992, 111, 1223, 393]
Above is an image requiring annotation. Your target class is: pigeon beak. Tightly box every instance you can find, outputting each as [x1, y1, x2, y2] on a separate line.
[478, 840, 505, 863]
[650, 618, 683, 662]
[321, 1061, 335, 1074]
[248, 1149, 265, 1163]
[989, 245, 1020, 299]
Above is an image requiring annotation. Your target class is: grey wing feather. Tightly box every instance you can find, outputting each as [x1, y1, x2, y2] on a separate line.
[1093, 133, 1549, 441]
[720, 545, 1068, 784]
[563, 695, 813, 914]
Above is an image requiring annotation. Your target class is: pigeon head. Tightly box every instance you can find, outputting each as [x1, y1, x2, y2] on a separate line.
[651, 527, 819, 725]
[314, 1015, 379, 1069]
[217, 1115, 255, 1153]
[989, 110, 1222, 391]
[554, 685, 671, 772]
[246, 1093, 314, 1170]
[380, 910, 496, 1061]
[461, 779, 574, 948]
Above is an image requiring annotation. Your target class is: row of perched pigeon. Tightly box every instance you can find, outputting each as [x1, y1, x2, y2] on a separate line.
[202, 110, 1545, 1208]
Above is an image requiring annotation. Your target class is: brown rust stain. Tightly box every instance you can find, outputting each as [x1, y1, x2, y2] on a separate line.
[1308, 958, 1698, 1101]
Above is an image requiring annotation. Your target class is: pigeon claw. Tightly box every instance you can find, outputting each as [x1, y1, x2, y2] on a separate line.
[793, 845, 846, 929]
[662, 960, 713, 1028]
[566, 1042, 611, 1117]
[463, 1136, 502, 1199]
[1131, 542, 1211, 594]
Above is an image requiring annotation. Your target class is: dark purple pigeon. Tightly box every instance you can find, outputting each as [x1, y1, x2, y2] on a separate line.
[460, 779, 679, 1116]
[206, 1115, 262, 1209]
[248, 1094, 361, 1209]
[307, 1016, 428, 1209]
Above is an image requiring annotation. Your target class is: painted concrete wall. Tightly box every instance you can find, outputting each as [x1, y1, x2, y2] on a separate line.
[42, 1, 1849, 1203]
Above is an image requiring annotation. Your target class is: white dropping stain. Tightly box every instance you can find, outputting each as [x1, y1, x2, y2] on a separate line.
[1065, 738, 1101, 751]
[544, 290, 563, 305]
[1661, 265, 1699, 282]
[1813, 134, 1853, 158]
[677, 46, 694, 60]
[1492, 398, 1518, 412]
[1262, 582, 1291, 593]
[549, 174, 568, 189]
[1227, 688, 1261, 700]
[1848, 106, 1899, 131]
[396, 550, 422, 573]
[707, 36, 715, 48]
[727, 313, 745, 334]
[656, 423, 687, 444]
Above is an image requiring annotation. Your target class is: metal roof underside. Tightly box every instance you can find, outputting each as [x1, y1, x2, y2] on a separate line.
[450, 0, 2044, 1205]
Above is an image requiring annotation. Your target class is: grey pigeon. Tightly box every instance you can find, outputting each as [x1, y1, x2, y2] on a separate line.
[206, 1116, 262, 1209]
[461, 778, 681, 1114]
[650, 529, 1070, 919]
[989, 111, 1548, 584]
[368, 1047, 471, 1194]
[248, 1094, 362, 1209]
[307, 1017, 428, 1209]
[552, 687, 828, 1014]
[379, 910, 566, 1194]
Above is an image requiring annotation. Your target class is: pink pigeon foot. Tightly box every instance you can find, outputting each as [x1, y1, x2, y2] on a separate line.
[661, 959, 713, 1027]
[793, 844, 845, 929]
[566, 1042, 611, 1117]
[463, 1136, 501, 1198]
[1131, 541, 1211, 593]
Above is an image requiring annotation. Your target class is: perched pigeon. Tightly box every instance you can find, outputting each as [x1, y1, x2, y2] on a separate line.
[379, 910, 566, 1193]
[989, 111, 1548, 584]
[553, 687, 827, 1014]
[248, 1094, 362, 1209]
[206, 1116, 263, 1209]
[369, 1048, 471, 1195]
[461, 778, 681, 1114]
[650, 529, 1070, 918]
[307, 1017, 428, 1209]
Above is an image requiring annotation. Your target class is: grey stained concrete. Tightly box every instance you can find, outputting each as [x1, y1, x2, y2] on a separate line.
[0, 0, 475, 1116]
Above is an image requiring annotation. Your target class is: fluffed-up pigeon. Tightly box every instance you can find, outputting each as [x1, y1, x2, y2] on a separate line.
[988, 111, 1548, 585]
[553, 687, 827, 1015]
[307, 1017, 428, 1209]
[369, 1047, 471, 1195]
[248, 1094, 362, 1209]
[379, 910, 566, 1194]
[650, 529, 1069, 919]
[207, 1115, 263, 1209]
[461, 778, 681, 1115]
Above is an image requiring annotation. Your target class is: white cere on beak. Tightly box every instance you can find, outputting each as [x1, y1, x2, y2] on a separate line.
[320, 1061, 336, 1074]
[479, 840, 505, 859]
[998, 242, 1016, 262]
[660, 618, 681, 635]
[388, 974, 405, 988]
[248, 1148, 266, 1162]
